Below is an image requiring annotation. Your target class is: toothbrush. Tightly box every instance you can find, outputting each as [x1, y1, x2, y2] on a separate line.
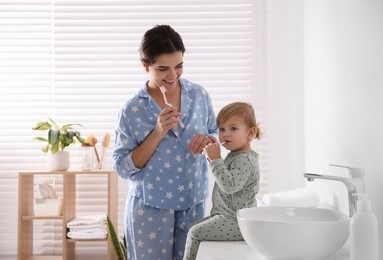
[153, 81, 185, 128]
[202, 141, 227, 157]
[159, 86, 170, 106]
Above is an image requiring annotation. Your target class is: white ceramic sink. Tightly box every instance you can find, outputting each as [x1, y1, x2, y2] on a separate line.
[237, 207, 350, 260]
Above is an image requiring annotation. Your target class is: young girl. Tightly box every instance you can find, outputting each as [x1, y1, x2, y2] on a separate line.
[183, 102, 261, 260]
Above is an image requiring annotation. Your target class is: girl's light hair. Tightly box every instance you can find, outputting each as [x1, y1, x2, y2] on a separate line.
[216, 102, 262, 140]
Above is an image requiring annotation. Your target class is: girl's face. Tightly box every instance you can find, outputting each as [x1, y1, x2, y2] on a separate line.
[218, 116, 255, 152]
[146, 51, 184, 93]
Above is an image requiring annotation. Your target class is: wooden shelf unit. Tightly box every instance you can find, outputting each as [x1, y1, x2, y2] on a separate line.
[18, 171, 118, 260]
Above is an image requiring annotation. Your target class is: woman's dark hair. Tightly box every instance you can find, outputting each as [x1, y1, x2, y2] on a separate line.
[139, 25, 186, 66]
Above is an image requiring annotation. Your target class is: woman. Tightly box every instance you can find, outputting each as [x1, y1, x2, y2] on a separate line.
[113, 25, 217, 260]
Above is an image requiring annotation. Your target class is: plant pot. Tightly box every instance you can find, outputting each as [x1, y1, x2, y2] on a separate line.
[47, 151, 70, 171]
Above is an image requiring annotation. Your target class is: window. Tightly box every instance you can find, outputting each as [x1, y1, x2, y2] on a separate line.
[0, 0, 267, 257]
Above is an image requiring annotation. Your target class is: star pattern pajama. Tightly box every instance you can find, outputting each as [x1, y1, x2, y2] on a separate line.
[114, 78, 218, 260]
[125, 196, 204, 260]
[184, 150, 260, 260]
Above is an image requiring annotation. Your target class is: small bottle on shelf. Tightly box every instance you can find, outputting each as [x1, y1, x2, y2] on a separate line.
[82, 143, 94, 171]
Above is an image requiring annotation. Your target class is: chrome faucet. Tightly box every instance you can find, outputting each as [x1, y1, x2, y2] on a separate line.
[304, 172, 362, 217]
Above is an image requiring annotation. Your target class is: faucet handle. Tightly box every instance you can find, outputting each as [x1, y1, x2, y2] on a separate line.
[329, 163, 365, 178]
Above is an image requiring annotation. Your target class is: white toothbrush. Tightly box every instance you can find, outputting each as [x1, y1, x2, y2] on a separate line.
[153, 81, 185, 128]
[202, 141, 227, 158]
[159, 86, 171, 106]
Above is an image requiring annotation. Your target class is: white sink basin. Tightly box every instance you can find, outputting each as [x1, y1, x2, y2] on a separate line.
[237, 207, 350, 260]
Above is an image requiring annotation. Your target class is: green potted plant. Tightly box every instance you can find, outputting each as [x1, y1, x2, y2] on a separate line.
[33, 118, 84, 171]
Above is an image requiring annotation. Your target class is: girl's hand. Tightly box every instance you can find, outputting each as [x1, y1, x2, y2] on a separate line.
[203, 142, 221, 161]
[189, 134, 213, 155]
[154, 106, 183, 139]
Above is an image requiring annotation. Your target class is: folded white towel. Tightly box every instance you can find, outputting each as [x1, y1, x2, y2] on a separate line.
[67, 230, 107, 239]
[259, 187, 319, 208]
[67, 215, 106, 228]
[69, 227, 107, 233]
[68, 223, 106, 230]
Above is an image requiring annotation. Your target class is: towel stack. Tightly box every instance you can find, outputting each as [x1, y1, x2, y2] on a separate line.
[67, 215, 108, 239]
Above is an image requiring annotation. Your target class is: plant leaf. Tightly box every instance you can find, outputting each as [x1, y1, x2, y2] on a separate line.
[51, 143, 59, 154]
[75, 132, 85, 143]
[119, 235, 127, 260]
[48, 129, 59, 145]
[32, 122, 51, 131]
[48, 118, 59, 129]
[64, 135, 73, 145]
[106, 215, 125, 260]
[66, 131, 75, 138]
[42, 145, 49, 153]
[62, 123, 83, 132]
[33, 137, 48, 142]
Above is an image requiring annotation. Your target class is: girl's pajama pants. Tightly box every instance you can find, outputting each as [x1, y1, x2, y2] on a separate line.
[183, 214, 244, 260]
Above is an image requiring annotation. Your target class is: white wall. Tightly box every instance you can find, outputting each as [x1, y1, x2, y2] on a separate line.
[304, 0, 383, 257]
[263, 0, 305, 193]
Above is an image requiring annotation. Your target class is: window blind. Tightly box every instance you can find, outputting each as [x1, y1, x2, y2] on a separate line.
[0, 0, 267, 258]
[0, 1, 54, 257]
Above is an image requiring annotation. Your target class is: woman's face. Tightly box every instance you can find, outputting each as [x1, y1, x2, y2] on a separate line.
[147, 51, 184, 93]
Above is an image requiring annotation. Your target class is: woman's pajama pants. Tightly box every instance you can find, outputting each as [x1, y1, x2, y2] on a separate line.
[125, 195, 205, 260]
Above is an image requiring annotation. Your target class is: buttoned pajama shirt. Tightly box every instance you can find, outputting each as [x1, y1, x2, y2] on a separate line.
[114, 78, 217, 260]
[184, 150, 260, 260]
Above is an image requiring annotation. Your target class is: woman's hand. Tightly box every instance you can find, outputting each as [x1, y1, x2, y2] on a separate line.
[189, 134, 214, 155]
[154, 106, 183, 139]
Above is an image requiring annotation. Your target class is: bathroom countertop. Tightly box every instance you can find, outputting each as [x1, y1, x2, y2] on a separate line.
[196, 240, 351, 260]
